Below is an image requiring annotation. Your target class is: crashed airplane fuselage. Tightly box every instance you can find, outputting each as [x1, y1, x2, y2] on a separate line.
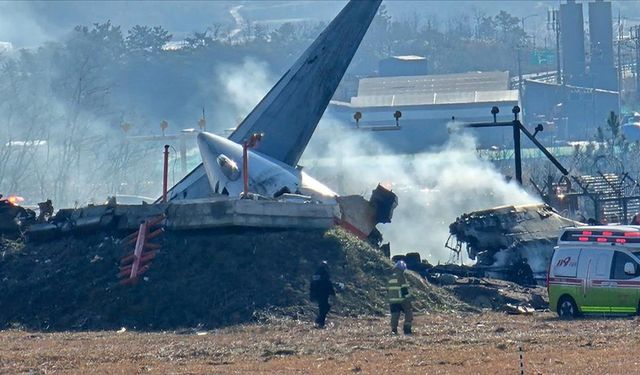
[197, 132, 336, 201]
[448, 203, 582, 282]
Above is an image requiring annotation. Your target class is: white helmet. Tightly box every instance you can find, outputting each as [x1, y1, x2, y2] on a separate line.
[394, 260, 407, 271]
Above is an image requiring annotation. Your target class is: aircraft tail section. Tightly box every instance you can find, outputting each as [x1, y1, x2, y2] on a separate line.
[229, 0, 381, 165]
[165, 0, 381, 201]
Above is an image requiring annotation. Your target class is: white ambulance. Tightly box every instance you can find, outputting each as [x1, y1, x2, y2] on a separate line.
[548, 226, 640, 318]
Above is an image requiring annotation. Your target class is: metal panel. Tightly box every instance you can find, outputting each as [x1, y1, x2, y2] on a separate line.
[357, 71, 509, 97]
[228, 0, 381, 166]
[349, 90, 518, 108]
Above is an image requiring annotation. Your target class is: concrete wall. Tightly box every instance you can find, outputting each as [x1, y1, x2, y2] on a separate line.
[165, 199, 336, 230]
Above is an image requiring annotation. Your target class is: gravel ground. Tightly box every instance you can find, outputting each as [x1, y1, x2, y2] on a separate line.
[1, 310, 638, 374]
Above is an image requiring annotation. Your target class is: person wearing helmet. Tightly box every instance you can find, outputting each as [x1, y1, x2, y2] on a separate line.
[310, 261, 336, 329]
[387, 260, 413, 335]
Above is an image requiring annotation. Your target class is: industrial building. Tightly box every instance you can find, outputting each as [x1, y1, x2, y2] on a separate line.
[378, 55, 428, 77]
[328, 0, 621, 153]
[523, 0, 620, 138]
[328, 70, 519, 152]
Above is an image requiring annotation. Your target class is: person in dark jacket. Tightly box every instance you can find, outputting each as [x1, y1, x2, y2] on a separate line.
[309, 261, 336, 328]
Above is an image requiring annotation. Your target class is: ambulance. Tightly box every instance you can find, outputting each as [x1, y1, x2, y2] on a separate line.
[548, 226, 640, 318]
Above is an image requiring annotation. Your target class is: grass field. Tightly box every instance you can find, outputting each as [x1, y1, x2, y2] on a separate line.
[1, 311, 637, 374]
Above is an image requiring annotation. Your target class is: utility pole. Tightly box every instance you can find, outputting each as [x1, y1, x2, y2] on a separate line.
[521, 14, 539, 49]
[617, 12, 622, 115]
[632, 25, 640, 98]
[517, 47, 523, 101]
[548, 9, 562, 85]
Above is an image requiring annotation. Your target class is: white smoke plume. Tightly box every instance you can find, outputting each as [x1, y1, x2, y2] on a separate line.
[211, 59, 540, 264]
[211, 58, 273, 131]
[303, 119, 539, 263]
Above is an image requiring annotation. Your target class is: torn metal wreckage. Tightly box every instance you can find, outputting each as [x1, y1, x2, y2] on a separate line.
[447, 203, 582, 284]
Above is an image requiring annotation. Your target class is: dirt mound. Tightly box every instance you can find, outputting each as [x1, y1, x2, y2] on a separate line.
[0, 228, 463, 331]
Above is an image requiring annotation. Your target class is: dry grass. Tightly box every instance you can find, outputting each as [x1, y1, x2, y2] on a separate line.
[1, 311, 638, 374]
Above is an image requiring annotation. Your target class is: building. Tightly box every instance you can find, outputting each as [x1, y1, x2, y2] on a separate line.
[378, 55, 428, 77]
[523, 80, 619, 140]
[522, 0, 619, 137]
[327, 71, 519, 152]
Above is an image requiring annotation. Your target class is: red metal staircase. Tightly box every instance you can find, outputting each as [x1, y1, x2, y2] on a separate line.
[118, 215, 165, 285]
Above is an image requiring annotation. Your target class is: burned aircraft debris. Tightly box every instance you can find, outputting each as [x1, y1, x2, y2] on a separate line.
[0, 196, 36, 236]
[391, 251, 547, 309]
[336, 184, 398, 240]
[447, 203, 582, 283]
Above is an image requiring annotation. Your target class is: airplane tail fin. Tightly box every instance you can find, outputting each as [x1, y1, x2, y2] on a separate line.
[165, 0, 381, 201]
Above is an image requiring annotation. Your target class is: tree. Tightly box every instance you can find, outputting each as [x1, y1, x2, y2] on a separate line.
[476, 15, 497, 40]
[71, 20, 125, 60]
[46, 21, 123, 204]
[185, 30, 214, 49]
[361, 4, 392, 57]
[270, 22, 298, 44]
[446, 13, 472, 39]
[494, 10, 526, 46]
[126, 25, 172, 52]
[606, 111, 620, 140]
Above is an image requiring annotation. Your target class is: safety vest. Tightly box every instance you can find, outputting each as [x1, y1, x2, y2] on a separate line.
[387, 273, 410, 304]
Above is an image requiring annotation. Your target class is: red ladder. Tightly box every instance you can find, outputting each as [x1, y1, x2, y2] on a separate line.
[118, 215, 165, 285]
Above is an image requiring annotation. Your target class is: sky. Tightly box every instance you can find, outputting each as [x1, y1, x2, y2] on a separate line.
[1, 1, 638, 48]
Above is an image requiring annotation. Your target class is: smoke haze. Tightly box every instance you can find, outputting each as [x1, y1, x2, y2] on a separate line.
[212, 58, 274, 131]
[302, 121, 539, 263]
[212, 59, 540, 264]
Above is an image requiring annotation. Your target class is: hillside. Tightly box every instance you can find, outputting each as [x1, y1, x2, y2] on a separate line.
[0, 228, 464, 331]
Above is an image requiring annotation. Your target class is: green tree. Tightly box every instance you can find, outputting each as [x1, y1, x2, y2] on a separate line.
[126, 25, 172, 52]
[606, 111, 620, 140]
[70, 20, 125, 60]
[185, 30, 214, 49]
[494, 10, 526, 46]
[270, 22, 298, 44]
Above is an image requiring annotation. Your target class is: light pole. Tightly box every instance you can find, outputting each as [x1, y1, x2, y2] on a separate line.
[547, 9, 562, 85]
[518, 14, 539, 101]
[521, 14, 539, 47]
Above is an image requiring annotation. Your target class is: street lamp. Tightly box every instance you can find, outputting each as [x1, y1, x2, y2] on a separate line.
[521, 14, 539, 48]
[521, 14, 539, 31]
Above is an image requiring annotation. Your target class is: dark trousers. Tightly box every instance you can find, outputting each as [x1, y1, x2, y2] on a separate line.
[316, 299, 331, 327]
[390, 300, 413, 333]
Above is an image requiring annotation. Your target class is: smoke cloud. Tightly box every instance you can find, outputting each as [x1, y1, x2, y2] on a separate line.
[213, 60, 541, 264]
[303, 119, 539, 263]
[0, 2, 52, 48]
[211, 58, 274, 131]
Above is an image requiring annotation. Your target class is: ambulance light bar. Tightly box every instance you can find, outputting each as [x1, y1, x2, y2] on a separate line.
[561, 229, 640, 244]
